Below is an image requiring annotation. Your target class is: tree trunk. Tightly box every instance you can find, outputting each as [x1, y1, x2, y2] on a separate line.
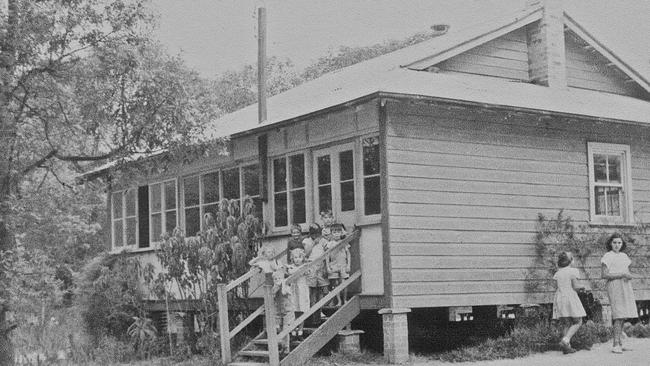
[0, 0, 18, 363]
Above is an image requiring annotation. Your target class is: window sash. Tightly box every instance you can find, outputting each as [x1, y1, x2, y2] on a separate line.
[587, 142, 632, 223]
[111, 189, 138, 248]
[273, 153, 306, 227]
[150, 180, 177, 244]
[183, 165, 262, 235]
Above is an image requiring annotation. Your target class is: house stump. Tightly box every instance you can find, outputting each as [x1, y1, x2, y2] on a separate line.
[378, 308, 410, 364]
[337, 329, 365, 354]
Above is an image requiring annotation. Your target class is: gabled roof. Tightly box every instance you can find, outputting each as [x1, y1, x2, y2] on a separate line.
[204, 2, 650, 140]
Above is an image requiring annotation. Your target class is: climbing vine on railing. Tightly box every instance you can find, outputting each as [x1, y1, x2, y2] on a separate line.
[527, 210, 650, 303]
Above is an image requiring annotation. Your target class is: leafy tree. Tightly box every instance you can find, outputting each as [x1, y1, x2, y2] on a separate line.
[77, 253, 154, 346]
[212, 56, 302, 114]
[301, 28, 448, 81]
[0, 1, 220, 363]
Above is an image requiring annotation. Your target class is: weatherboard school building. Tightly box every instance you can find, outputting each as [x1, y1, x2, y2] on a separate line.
[91, 0, 650, 362]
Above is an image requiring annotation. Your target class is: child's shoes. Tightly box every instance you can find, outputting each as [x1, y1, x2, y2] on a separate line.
[559, 340, 576, 354]
[612, 345, 623, 354]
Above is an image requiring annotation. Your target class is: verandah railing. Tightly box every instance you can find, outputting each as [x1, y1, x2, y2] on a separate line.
[217, 228, 361, 365]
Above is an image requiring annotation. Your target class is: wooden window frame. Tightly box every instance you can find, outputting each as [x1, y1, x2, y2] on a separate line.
[149, 179, 178, 245]
[587, 142, 633, 225]
[111, 188, 138, 250]
[181, 163, 262, 236]
[358, 134, 381, 223]
[271, 152, 307, 230]
[268, 136, 382, 233]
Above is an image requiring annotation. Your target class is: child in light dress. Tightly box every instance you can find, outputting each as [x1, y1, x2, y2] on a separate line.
[601, 233, 637, 354]
[272, 269, 294, 354]
[552, 251, 586, 354]
[286, 248, 310, 336]
[326, 223, 350, 307]
[249, 246, 281, 274]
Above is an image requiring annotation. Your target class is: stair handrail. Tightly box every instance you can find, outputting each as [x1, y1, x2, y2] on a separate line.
[284, 228, 361, 286]
[218, 248, 287, 364]
[278, 270, 361, 341]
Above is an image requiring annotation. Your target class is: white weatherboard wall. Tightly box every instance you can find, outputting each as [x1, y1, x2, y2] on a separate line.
[565, 32, 647, 98]
[435, 28, 529, 81]
[385, 100, 650, 308]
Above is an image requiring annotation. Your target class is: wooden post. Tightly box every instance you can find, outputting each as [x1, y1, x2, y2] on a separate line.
[257, 6, 267, 124]
[263, 274, 280, 366]
[217, 284, 231, 364]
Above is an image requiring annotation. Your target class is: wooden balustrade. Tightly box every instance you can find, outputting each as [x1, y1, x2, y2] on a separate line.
[218, 228, 361, 365]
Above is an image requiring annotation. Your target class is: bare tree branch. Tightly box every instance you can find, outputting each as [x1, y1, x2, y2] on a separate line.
[21, 150, 57, 174]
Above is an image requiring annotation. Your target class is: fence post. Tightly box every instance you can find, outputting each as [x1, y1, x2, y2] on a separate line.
[263, 273, 280, 366]
[217, 283, 231, 364]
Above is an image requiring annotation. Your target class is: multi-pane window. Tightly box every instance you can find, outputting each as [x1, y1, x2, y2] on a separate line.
[183, 165, 261, 236]
[362, 137, 381, 215]
[273, 154, 306, 227]
[183, 175, 201, 236]
[242, 165, 263, 219]
[150, 180, 177, 243]
[587, 142, 633, 224]
[339, 150, 355, 212]
[111, 189, 138, 248]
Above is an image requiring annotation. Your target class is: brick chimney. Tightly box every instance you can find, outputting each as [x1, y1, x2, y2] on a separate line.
[526, 0, 567, 88]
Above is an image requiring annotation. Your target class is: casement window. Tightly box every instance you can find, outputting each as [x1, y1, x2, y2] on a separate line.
[242, 164, 263, 219]
[272, 153, 306, 228]
[183, 164, 262, 236]
[150, 180, 178, 243]
[362, 137, 381, 216]
[111, 188, 138, 248]
[587, 142, 633, 224]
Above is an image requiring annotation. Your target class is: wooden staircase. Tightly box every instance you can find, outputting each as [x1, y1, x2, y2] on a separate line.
[220, 229, 362, 366]
[230, 296, 360, 366]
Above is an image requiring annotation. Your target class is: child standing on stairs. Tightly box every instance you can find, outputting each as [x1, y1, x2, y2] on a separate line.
[326, 223, 351, 307]
[249, 245, 281, 274]
[272, 269, 294, 354]
[287, 248, 310, 337]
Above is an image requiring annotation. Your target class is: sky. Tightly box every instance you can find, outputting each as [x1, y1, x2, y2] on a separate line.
[152, 0, 527, 77]
[151, 0, 650, 79]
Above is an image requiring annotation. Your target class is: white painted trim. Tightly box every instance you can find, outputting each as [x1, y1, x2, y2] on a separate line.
[148, 178, 178, 246]
[564, 14, 650, 93]
[110, 189, 139, 251]
[404, 9, 542, 70]
[586, 142, 634, 225]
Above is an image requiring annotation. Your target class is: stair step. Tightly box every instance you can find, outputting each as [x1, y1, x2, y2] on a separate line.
[238, 350, 270, 358]
[252, 339, 269, 345]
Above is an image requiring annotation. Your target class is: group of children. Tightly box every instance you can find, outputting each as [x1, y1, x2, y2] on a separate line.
[249, 210, 352, 353]
[553, 233, 638, 355]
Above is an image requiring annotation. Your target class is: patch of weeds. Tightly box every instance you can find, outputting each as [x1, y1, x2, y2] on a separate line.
[624, 322, 650, 338]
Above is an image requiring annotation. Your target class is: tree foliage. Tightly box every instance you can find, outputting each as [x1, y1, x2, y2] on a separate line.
[152, 197, 263, 352]
[1, 2, 220, 361]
